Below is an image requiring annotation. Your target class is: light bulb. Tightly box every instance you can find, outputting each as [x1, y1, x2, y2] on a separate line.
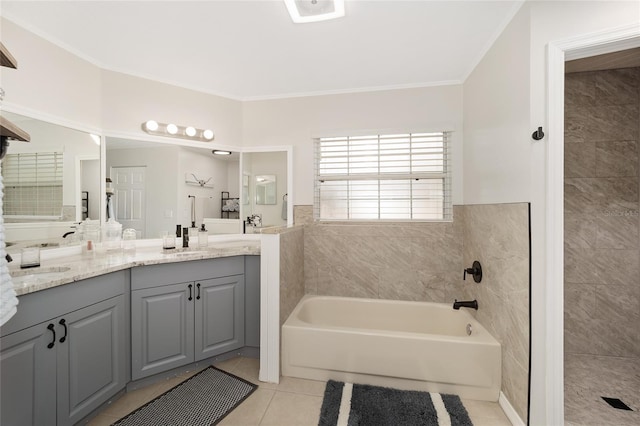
[166, 123, 178, 135]
[185, 126, 197, 137]
[144, 120, 159, 132]
[203, 129, 214, 140]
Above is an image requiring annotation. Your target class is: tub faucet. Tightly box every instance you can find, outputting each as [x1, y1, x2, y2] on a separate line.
[453, 299, 478, 310]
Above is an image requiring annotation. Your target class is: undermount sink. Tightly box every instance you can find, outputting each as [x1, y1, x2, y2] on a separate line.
[209, 240, 255, 248]
[10, 266, 72, 285]
[163, 250, 208, 257]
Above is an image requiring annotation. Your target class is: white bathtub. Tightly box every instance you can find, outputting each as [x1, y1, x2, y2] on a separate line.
[282, 295, 501, 401]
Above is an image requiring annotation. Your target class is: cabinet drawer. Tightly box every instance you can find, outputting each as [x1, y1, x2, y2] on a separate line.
[1, 270, 128, 337]
[131, 257, 244, 290]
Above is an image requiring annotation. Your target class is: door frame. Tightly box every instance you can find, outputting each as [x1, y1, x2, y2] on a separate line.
[546, 24, 640, 425]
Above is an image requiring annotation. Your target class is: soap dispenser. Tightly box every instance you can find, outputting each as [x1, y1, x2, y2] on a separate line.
[198, 224, 208, 248]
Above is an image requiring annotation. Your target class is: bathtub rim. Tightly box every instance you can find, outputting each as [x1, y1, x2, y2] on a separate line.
[284, 294, 500, 346]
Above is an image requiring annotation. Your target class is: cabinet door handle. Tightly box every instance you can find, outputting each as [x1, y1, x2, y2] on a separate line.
[47, 323, 56, 349]
[196, 283, 201, 300]
[59, 319, 67, 343]
[188, 284, 193, 301]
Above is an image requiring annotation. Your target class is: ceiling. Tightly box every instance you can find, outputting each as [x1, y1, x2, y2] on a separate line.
[1, 1, 523, 101]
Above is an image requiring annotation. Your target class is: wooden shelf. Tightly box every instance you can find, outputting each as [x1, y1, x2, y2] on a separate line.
[0, 115, 30, 142]
[0, 42, 17, 69]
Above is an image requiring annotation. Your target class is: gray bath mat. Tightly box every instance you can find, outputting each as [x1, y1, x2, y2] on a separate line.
[113, 366, 257, 426]
[319, 380, 473, 426]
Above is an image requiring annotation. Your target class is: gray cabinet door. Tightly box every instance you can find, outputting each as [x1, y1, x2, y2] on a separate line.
[0, 322, 57, 426]
[194, 275, 245, 361]
[131, 282, 195, 380]
[57, 295, 127, 426]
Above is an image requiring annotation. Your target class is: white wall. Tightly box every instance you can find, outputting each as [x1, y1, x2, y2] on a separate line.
[0, 18, 102, 129]
[101, 70, 243, 149]
[462, 6, 530, 205]
[177, 148, 232, 225]
[242, 85, 464, 205]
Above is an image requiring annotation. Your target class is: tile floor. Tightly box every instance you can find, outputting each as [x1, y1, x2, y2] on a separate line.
[89, 357, 512, 426]
[565, 354, 640, 426]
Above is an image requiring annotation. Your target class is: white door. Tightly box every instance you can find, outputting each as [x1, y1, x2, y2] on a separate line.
[111, 166, 146, 238]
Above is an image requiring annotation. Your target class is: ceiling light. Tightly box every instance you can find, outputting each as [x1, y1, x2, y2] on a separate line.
[185, 126, 197, 137]
[284, 0, 345, 23]
[166, 123, 178, 135]
[144, 120, 159, 131]
[212, 150, 231, 156]
[202, 129, 214, 141]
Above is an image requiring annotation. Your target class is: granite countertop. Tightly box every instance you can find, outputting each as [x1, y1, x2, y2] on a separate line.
[8, 237, 261, 296]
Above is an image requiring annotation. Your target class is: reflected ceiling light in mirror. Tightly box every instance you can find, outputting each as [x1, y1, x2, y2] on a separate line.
[284, 0, 345, 23]
[141, 120, 215, 142]
[90, 134, 101, 145]
[212, 150, 231, 156]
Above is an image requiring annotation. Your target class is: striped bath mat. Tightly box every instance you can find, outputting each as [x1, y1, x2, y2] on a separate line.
[318, 380, 473, 426]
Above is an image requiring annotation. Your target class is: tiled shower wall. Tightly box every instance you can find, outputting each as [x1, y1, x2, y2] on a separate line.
[300, 206, 463, 302]
[456, 203, 530, 422]
[564, 68, 640, 359]
[277, 226, 306, 326]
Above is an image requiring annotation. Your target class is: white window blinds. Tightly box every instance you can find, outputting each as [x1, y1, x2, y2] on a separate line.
[314, 132, 452, 221]
[1, 151, 64, 218]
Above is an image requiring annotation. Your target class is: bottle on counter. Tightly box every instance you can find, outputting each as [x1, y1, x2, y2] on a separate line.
[198, 224, 208, 248]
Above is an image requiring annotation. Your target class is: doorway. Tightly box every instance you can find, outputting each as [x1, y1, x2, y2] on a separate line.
[547, 26, 640, 426]
[111, 166, 147, 238]
[563, 53, 640, 426]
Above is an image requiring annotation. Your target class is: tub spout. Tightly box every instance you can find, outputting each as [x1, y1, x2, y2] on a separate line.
[453, 299, 478, 310]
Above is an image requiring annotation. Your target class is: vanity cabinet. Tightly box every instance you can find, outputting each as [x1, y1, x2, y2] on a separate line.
[0, 271, 128, 426]
[131, 257, 245, 380]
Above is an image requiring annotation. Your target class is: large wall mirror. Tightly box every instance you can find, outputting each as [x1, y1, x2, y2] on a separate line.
[105, 137, 241, 239]
[2, 111, 100, 252]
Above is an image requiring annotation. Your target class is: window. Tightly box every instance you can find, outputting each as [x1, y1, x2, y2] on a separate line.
[314, 132, 451, 221]
[1, 151, 64, 218]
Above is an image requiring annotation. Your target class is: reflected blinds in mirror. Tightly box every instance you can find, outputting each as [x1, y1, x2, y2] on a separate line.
[1, 151, 63, 218]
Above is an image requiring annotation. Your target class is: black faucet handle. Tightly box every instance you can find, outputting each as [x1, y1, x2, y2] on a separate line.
[463, 261, 482, 283]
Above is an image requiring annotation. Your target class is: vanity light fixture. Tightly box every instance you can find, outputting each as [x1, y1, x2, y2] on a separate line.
[202, 129, 215, 141]
[212, 150, 232, 156]
[141, 120, 215, 142]
[144, 120, 159, 132]
[166, 123, 178, 135]
[284, 0, 345, 23]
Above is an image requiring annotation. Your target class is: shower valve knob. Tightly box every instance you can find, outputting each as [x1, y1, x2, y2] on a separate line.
[463, 260, 483, 283]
